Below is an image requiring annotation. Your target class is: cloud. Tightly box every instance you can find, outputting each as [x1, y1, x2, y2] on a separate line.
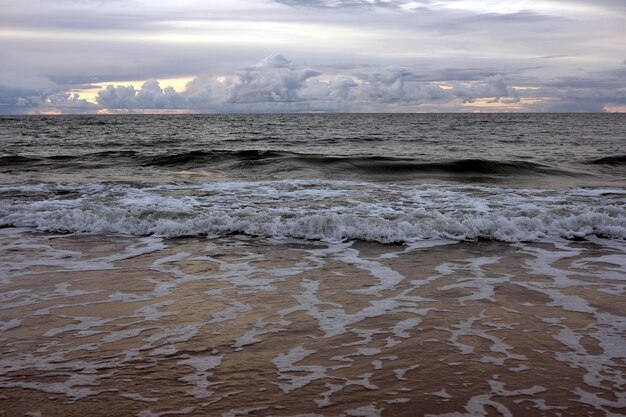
[11, 92, 97, 114]
[89, 55, 322, 112]
[321, 68, 517, 109]
[226, 55, 320, 104]
[183, 75, 213, 109]
[2, 0, 625, 116]
[452, 74, 518, 103]
[2, 55, 625, 113]
[0, 73, 98, 114]
[24, 92, 96, 109]
[275, 0, 626, 13]
[358, 68, 414, 103]
[0, 74, 54, 110]
[328, 76, 358, 100]
[96, 80, 187, 109]
[274, 0, 413, 9]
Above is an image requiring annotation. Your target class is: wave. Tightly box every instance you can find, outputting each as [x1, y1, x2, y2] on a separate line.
[1, 149, 571, 177]
[0, 155, 41, 165]
[0, 152, 139, 166]
[588, 155, 626, 166]
[142, 150, 567, 177]
[143, 150, 285, 166]
[1, 182, 624, 243]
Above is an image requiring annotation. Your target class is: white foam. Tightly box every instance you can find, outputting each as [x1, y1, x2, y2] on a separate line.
[346, 405, 383, 417]
[137, 407, 195, 417]
[44, 316, 112, 338]
[437, 312, 527, 365]
[177, 355, 223, 399]
[210, 301, 252, 324]
[1, 181, 624, 243]
[393, 364, 419, 380]
[335, 246, 406, 294]
[430, 389, 452, 399]
[233, 326, 284, 350]
[0, 319, 21, 334]
[272, 346, 329, 393]
[102, 327, 150, 343]
[437, 257, 510, 305]
[385, 398, 410, 404]
[120, 392, 159, 403]
[221, 408, 270, 417]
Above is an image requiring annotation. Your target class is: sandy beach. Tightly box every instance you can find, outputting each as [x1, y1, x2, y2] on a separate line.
[1, 230, 624, 416]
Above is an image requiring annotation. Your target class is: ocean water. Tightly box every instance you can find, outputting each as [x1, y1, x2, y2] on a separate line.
[1, 113, 625, 241]
[0, 114, 625, 417]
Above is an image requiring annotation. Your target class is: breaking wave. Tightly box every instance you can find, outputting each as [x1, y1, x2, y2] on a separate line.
[0, 181, 624, 243]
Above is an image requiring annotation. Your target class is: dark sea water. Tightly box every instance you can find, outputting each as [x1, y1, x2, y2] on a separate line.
[0, 113, 625, 242]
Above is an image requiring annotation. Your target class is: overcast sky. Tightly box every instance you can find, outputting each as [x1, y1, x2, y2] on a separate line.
[1, 0, 625, 113]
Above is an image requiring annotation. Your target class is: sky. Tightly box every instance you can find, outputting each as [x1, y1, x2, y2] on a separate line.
[1, 0, 625, 114]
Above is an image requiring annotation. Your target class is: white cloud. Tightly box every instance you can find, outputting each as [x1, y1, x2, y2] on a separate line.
[226, 54, 320, 104]
[183, 74, 213, 108]
[39, 92, 97, 109]
[96, 80, 187, 109]
[328, 76, 358, 100]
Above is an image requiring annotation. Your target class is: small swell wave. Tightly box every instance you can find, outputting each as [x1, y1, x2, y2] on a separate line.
[0, 155, 41, 165]
[0, 151, 140, 167]
[2, 150, 571, 178]
[337, 158, 558, 175]
[588, 155, 626, 166]
[143, 150, 565, 177]
[143, 150, 285, 166]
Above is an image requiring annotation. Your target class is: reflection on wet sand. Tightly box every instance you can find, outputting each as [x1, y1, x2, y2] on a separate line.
[1, 231, 625, 417]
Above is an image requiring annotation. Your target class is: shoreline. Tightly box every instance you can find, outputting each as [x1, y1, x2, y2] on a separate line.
[1, 232, 624, 416]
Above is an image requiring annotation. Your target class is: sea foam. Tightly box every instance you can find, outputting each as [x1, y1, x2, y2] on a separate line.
[0, 181, 624, 243]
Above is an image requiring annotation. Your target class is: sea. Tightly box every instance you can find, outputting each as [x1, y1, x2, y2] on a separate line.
[0, 113, 624, 417]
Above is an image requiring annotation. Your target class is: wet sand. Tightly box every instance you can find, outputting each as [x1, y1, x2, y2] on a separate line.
[0, 230, 625, 417]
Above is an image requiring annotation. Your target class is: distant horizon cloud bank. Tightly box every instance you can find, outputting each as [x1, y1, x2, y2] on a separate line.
[3, 54, 625, 114]
[1, 0, 625, 113]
